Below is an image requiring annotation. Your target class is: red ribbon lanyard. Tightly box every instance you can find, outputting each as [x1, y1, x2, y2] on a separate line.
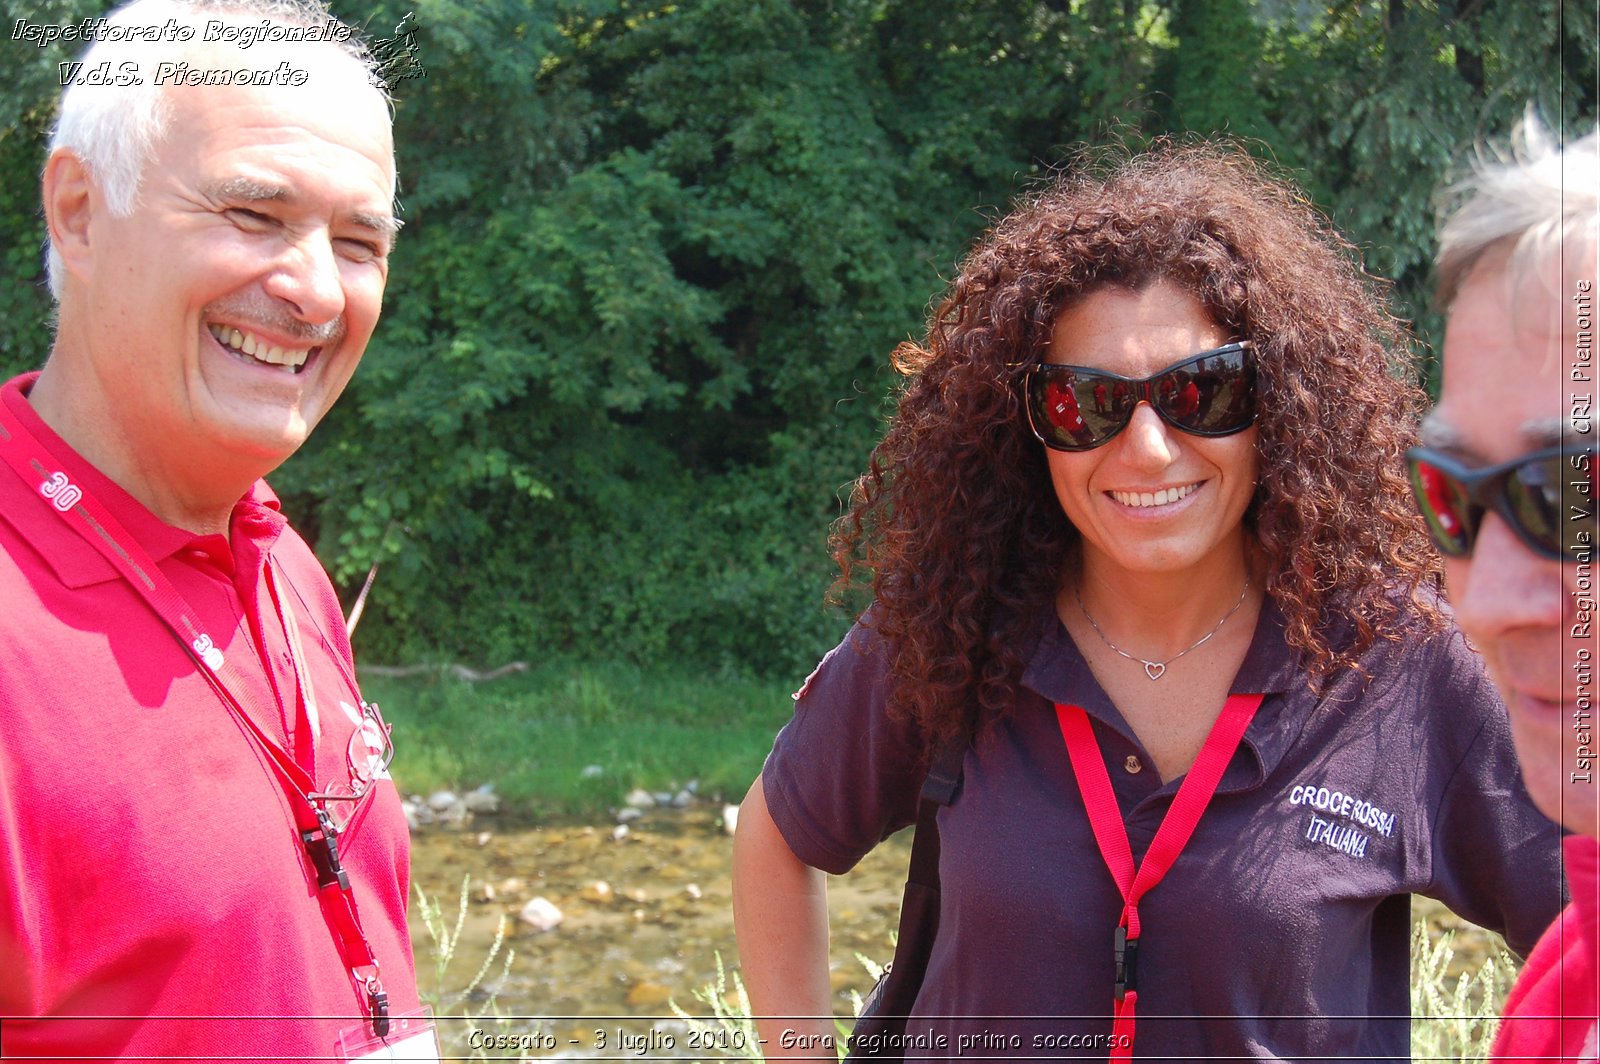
[0, 400, 391, 1039]
[1055, 693, 1263, 1061]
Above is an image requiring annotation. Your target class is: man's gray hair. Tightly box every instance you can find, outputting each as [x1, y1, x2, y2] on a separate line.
[1435, 109, 1600, 307]
[45, 0, 384, 299]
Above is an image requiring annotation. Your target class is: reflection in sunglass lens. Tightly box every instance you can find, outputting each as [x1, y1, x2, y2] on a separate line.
[1409, 460, 1473, 556]
[1025, 344, 1255, 452]
[1507, 456, 1561, 549]
[1156, 357, 1252, 432]
[1406, 448, 1591, 561]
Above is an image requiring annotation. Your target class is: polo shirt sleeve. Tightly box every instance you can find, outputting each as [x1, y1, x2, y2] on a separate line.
[1421, 628, 1566, 959]
[761, 617, 927, 875]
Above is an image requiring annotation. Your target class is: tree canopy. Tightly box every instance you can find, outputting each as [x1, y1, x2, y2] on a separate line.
[2, 0, 1592, 674]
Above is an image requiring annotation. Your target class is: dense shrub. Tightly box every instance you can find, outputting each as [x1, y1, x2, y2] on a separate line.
[2, 0, 1591, 677]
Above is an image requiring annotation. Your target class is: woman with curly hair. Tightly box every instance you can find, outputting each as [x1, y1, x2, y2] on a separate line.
[731, 144, 1563, 1061]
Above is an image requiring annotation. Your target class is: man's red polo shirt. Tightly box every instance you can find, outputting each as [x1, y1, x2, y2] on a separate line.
[1493, 834, 1600, 1061]
[0, 374, 420, 1059]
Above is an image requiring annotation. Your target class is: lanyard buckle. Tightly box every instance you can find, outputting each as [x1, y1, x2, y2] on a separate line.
[364, 973, 390, 1038]
[1113, 925, 1139, 1001]
[301, 806, 351, 892]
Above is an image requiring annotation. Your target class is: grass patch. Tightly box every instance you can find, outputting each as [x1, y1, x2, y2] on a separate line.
[1410, 918, 1517, 1062]
[364, 660, 793, 817]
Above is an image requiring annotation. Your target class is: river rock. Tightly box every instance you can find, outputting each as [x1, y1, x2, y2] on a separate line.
[426, 790, 458, 812]
[624, 788, 655, 808]
[721, 804, 739, 835]
[464, 784, 500, 813]
[616, 806, 644, 824]
[581, 881, 614, 904]
[652, 792, 674, 807]
[518, 896, 563, 932]
[475, 832, 493, 847]
[671, 789, 693, 809]
[477, 881, 497, 903]
[611, 824, 630, 841]
[683, 883, 703, 900]
[624, 982, 672, 1007]
[401, 799, 427, 830]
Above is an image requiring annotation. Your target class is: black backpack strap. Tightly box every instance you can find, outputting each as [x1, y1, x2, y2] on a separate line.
[847, 732, 968, 1056]
[920, 733, 966, 806]
[906, 733, 965, 889]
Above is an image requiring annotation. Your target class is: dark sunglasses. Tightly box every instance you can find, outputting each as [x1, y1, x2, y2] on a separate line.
[1023, 342, 1257, 452]
[1405, 445, 1597, 562]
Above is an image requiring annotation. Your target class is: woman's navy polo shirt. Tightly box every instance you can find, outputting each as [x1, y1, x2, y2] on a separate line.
[763, 600, 1564, 1061]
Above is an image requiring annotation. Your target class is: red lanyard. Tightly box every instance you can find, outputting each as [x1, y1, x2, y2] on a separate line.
[0, 398, 391, 1039]
[1055, 693, 1263, 1061]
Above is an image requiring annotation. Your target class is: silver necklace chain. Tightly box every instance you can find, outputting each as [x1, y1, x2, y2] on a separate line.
[1075, 579, 1250, 681]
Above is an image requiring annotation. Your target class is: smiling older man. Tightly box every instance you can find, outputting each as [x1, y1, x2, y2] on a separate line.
[0, 1, 429, 1058]
[1414, 117, 1600, 1060]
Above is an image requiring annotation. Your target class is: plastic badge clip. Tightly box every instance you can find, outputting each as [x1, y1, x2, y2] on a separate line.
[301, 806, 351, 892]
[1113, 926, 1139, 1001]
[366, 976, 390, 1039]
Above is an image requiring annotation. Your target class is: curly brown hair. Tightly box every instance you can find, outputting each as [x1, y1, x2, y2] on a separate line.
[832, 142, 1446, 741]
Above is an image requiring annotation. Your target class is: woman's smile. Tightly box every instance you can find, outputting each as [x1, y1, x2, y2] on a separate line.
[1107, 480, 1203, 510]
[1045, 281, 1258, 579]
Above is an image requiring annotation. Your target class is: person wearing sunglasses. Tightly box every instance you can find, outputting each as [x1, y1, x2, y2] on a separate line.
[1415, 117, 1600, 1060]
[733, 144, 1561, 1061]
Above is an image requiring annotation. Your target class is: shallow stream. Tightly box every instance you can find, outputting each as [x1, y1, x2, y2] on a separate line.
[407, 804, 910, 1055]
[406, 806, 1498, 1058]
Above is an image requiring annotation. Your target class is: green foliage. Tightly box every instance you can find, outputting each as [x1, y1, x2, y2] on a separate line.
[0, 0, 108, 375]
[1409, 920, 1516, 1062]
[1, 0, 1594, 675]
[415, 874, 515, 1013]
[674, 950, 868, 1064]
[367, 659, 793, 815]
[669, 954, 764, 1063]
[1266, 0, 1593, 374]
[414, 875, 539, 1060]
[1166, 0, 1275, 143]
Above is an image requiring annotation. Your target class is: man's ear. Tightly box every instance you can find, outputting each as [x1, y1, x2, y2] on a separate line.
[43, 149, 97, 284]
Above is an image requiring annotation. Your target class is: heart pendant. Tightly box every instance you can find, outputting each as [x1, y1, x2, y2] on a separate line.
[1143, 661, 1166, 680]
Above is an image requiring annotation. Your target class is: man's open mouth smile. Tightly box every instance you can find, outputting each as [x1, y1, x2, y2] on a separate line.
[207, 323, 317, 373]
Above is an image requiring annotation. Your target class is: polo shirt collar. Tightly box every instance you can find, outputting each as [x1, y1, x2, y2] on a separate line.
[1021, 592, 1307, 791]
[0, 373, 284, 589]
